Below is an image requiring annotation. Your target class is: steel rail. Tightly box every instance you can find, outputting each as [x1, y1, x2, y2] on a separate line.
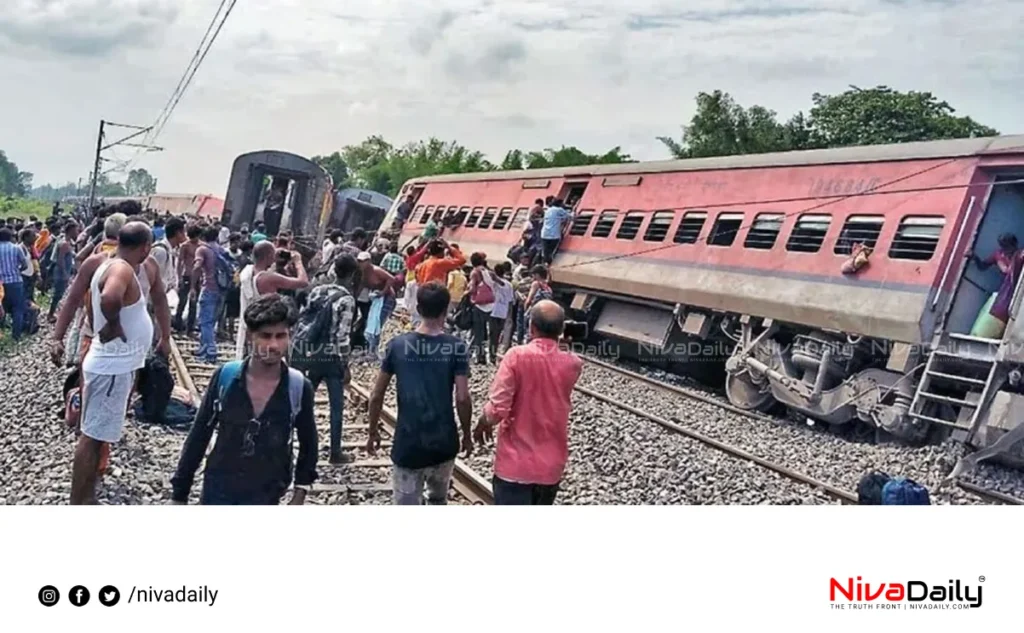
[577, 354, 1024, 505]
[347, 381, 494, 505]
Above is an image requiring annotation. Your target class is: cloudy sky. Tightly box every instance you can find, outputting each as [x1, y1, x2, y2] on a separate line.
[2, 0, 1021, 194]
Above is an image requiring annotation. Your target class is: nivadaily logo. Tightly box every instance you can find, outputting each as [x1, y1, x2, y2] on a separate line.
[829, 576, 984, 610]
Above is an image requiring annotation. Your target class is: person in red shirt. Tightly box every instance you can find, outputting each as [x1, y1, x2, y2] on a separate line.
[475, 300, 582, 504]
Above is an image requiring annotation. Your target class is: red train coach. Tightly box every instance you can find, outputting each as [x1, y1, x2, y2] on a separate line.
[385, 135, 1024, 458]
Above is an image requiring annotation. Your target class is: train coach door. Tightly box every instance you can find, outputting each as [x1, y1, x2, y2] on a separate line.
[558, 181, 589, 210]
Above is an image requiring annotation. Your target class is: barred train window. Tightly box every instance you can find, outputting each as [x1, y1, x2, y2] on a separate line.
[615, 211, 644, 240]
[786, 214, 832, 253]
[744, 213, 784, 250]
[479, 207, 498, 229]
[419, 206, 434, 225]
[835, 215, 884, 255]
[494, 208, 513, 230]
[889, 216, 945, 261]
[509, 208, 528, 231]
[709, 212, 743, 247]
[592, 210, 619, 238]
[465, 207, 483, 228]
[570, 210, 595, 236]
[674, 211, 706, 244]
[644, 211, 674, 242]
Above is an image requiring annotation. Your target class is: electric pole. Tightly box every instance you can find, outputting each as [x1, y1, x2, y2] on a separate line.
[86, 119, 164, 212]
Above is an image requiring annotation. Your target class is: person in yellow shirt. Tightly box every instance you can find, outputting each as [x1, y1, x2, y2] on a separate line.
[447, 265, 469, 311]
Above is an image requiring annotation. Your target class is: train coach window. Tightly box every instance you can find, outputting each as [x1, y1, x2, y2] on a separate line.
[744, 213, 784, 249]
[420, 206, 434, 224]
[786, 214, 832, 253]
[494, 207, 513, 230]
[834, 215, 884, 255]
[465, 207, 483, 228]
[644, 211, 674, 242]
[592, 210, 619, 238]
[889, 216, 945, 261]
[451, 206, 468, 225]
[413, 205, 424, 222]
[673, 211, 707, 244]
[570, 210, 595, 236]
[509, 208, 528, 231]
[708, 212, 743, 247]
[479, 207, 498, 229]
[616, 211, 645, 240]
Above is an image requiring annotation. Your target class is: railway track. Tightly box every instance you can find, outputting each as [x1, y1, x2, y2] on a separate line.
[575, 353, 1024, 506]
[168, 334, 492, 505]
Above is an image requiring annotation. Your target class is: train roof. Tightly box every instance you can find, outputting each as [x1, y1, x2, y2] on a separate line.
[409, 134, 1024, 185]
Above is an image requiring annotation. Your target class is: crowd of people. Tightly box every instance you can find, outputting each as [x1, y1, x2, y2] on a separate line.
[2, 194, 586, 506]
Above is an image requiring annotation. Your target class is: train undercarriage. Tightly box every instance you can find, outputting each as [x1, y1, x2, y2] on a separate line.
[560, 288, 1024, 467]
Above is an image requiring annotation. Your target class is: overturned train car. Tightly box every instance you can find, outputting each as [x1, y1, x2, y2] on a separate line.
[221, 150, 389, 258]
[382, 135, 1024, 464]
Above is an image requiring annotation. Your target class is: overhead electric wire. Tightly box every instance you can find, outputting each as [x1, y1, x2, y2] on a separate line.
[123, 0, 238, 173]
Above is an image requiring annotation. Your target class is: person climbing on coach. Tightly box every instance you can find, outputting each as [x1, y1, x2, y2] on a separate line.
[476, 300, 583, 505]
[71, 222, 159, 505]
[366, 281, 473, 505]
[540, 198, 572, 265]
[170, 294, 319, 505]
[969, 232, 1024, 339]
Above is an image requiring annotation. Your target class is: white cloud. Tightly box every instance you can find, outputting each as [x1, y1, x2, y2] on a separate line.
[2, 0, 1021, 194]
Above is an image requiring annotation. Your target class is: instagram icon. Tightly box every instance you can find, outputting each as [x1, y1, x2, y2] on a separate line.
[38, 586, 60, 607]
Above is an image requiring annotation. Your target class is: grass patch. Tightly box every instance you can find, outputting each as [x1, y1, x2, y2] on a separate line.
[0, 196, 51, 221]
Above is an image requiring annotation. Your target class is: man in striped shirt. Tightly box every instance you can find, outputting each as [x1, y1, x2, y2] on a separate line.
[0, 227, 30, 340]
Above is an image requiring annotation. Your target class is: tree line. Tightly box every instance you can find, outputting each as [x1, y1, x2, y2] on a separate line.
[316, 85, 998, 198]
[12, 85, 999, 204]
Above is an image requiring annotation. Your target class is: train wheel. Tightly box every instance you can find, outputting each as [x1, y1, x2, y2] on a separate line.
[725, 372, 774, 412]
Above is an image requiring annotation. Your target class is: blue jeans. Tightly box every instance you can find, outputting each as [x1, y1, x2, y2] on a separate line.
[198, 289, 221, 362]
[307, 363, 346, 458]
[2, 282, 26, 340]
[49, 276, 69, 318]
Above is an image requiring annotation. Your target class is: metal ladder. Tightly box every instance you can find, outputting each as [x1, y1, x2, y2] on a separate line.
[908, 333, 1000, 431]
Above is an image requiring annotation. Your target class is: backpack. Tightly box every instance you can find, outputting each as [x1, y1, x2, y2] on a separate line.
[881, 477, 931, 505]
[212, 360, 304, 429]
[857, 471, 891, 505]
[136, 352, 175, 425]
[452, 293, 474, 331]
[39, 239, 58, 280]
[213, 248, 237, 292]
[290, 287, 344, 370]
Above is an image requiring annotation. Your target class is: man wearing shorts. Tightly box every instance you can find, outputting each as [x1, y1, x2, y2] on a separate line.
[72, 222, 155, 504]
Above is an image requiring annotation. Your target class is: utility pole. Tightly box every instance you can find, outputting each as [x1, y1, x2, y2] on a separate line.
[86, 119, 163, 212]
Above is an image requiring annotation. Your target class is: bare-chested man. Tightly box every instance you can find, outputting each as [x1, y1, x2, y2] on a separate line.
[235, 240, 310, 359]
[356, 250, 401, 357]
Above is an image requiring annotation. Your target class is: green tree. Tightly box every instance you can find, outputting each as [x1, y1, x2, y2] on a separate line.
[807, 86, 998, 148]
[0, 150, 32, 197]
[125, 168, 157, 196]
[659, 86, 998, 159]
[311, 152, 351, 189]
[501, 146, 634, 170]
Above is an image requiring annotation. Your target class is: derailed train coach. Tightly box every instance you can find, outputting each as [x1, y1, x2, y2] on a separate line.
[383, 135, 1024, 464]
[221, 150, 390, 258]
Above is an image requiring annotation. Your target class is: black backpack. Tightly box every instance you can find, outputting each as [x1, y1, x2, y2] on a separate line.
[136, 352, 175, 425]
[857, 471, 892, 505]
[452, 294, 474, 331]
[291, 286, 344, 370]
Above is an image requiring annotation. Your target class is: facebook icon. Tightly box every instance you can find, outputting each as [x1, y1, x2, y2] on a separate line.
[69, 585, 90, 607]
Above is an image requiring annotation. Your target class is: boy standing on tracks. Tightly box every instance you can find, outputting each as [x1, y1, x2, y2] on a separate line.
[476, 300, 582, 505]
[190, 226, 229, 364]
[171, 294, 319, 505]
[366, 282, 474, 505]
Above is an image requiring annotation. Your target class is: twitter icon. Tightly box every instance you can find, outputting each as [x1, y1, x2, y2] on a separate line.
[99, 586, 120, 607]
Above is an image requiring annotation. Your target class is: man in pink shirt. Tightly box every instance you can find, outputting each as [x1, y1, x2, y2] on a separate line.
[475, 300, 582, 504]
